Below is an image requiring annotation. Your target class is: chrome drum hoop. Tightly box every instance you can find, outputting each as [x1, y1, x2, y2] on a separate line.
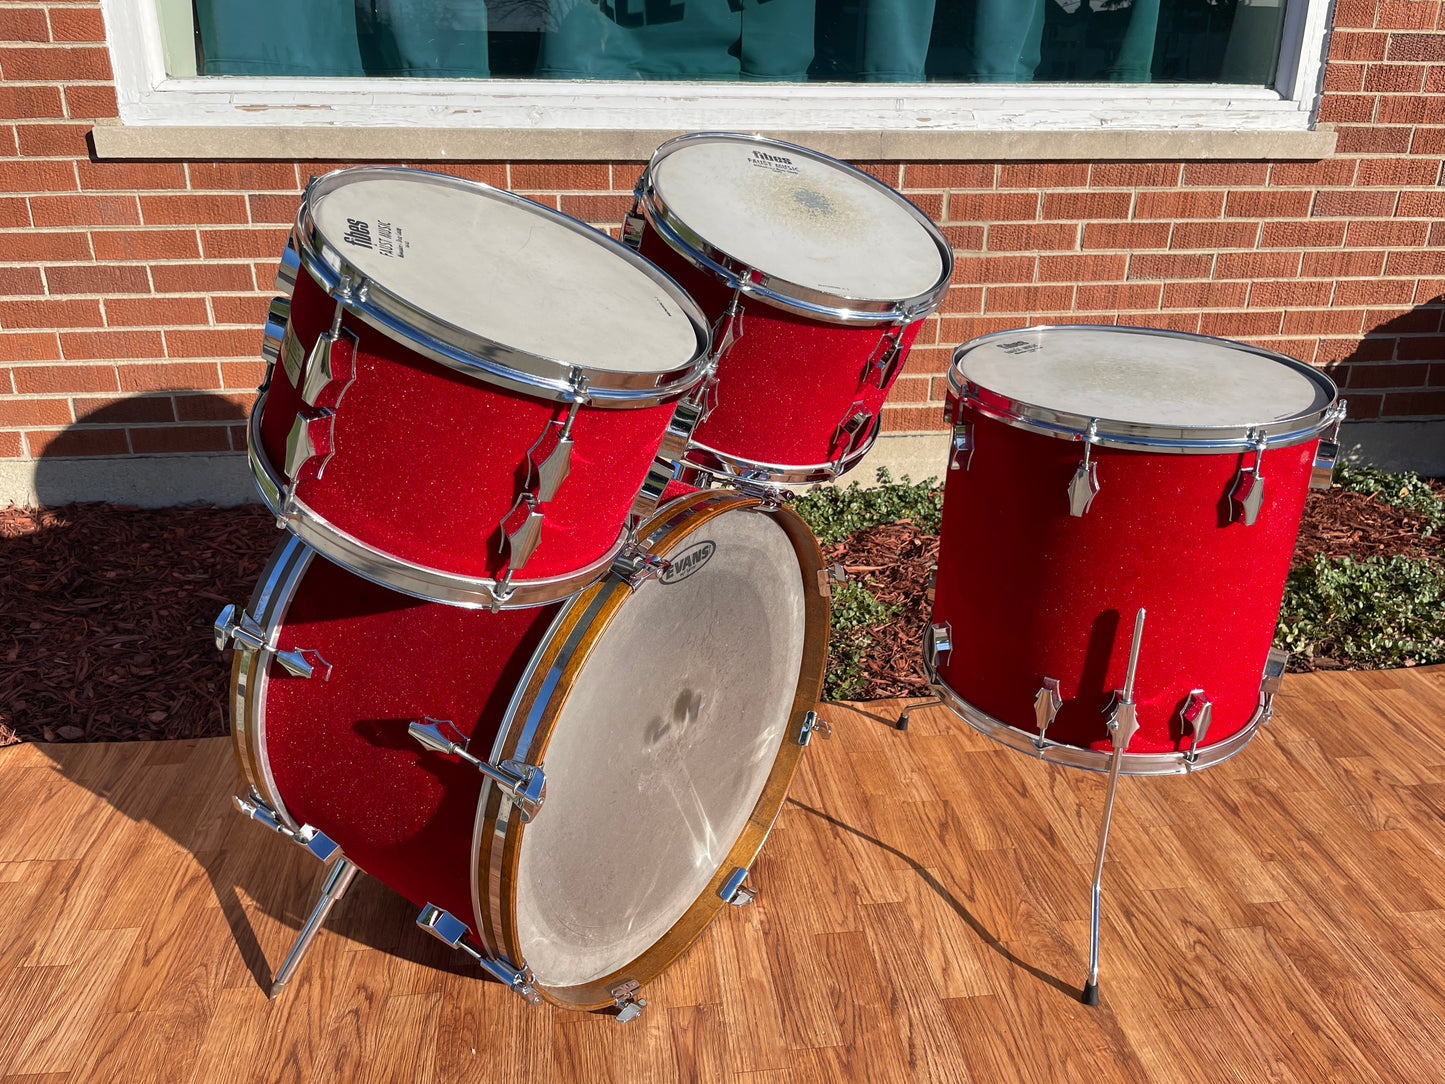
[928, 673, 1268, 777]
[679, 413, 882, 488]
[636, 133, 953, 326]
[948, 325, 1343, 454]
[247, 396, 621, 610]
[293, 167, 712, 406]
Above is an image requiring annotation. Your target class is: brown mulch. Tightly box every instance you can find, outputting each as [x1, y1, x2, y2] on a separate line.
[1, 479, 1441, 742]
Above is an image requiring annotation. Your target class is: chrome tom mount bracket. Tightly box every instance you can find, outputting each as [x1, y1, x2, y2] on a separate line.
[213, 604, 330, 680]
[408, 718, 546, 822]
[416, 904, 543, 1005]
[233, 786, 340, 862]
[1068, 420, 1102, 518]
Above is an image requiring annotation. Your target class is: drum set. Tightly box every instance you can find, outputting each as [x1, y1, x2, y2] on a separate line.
[213, 132, 1345, 1017]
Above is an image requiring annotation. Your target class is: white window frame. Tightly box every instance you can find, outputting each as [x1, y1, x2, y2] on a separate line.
[101, 0, 1332, 133]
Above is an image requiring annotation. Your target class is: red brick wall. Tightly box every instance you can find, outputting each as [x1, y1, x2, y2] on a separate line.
[0, 0, 1443, 471]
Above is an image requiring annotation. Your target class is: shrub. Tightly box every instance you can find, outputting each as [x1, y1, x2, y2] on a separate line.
[1334, 462, 1444, 535]
[793, 467, 943, 545]
[823, 581, 899, 701]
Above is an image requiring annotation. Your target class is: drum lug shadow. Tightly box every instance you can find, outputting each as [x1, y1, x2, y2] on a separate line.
[610, 979, 647, 1023]
[416, 904, 543, 1005]
[232, 787, 340, 863]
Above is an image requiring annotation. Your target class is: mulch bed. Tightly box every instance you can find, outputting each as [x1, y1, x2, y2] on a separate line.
[1, 482, 1441, 744]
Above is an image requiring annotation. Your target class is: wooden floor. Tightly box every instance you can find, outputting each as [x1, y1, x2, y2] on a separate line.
[3, 667, 1445, 1083]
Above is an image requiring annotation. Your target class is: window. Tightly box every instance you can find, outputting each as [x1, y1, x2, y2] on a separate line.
[102, 0, 1332, 132]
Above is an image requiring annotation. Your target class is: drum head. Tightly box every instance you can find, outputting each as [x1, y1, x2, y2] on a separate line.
[475, 493, 827, 1005]
[305, 168, 704, 378]
[955, 325, 1337, 446]
[647, 134, 948, 309]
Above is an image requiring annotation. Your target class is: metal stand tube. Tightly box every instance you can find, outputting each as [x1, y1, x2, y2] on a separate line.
[269, 856, 358, 999]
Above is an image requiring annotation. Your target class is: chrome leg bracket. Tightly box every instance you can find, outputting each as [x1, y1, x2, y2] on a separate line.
[897, 697, 941, 731]
[719, 866, 756, 907]
[416, 904, 542, 1005]
[269, 855, 359, 999]
[408, 718, 546, 822]
[797, 710, 832, 746]
[233, 788, 339, 862]
[610, 979, 647, 1024]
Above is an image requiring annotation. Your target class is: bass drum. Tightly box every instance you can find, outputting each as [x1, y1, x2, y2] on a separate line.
[226, 491, 828, 1009]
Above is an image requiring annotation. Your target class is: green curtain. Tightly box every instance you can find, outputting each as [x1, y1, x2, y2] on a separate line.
[195, 0, 365, 76]
[357, 0, 490, 77]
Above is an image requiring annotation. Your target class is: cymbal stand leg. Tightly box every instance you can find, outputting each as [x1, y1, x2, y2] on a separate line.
[270, 855, 358, 999]
[897, 697, 942, 731]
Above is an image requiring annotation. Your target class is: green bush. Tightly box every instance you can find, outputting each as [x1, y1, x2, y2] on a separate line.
[793, 467, 943, 545]
[823, 581, 899, 701]
[1334, 461, 1444, 535]
[1276, 554, 1445, 668]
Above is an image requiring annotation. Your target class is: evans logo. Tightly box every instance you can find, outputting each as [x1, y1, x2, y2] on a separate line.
[660, 541, 715, 585]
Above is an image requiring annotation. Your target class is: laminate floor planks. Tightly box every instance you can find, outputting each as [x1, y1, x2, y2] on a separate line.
[1, 666, 1443, 1082]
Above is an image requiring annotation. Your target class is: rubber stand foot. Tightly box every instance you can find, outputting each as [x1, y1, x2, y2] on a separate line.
[895, 714, 910, 732]
[268, 980, 287, 1000]
[1081, 981, 1099, 1006]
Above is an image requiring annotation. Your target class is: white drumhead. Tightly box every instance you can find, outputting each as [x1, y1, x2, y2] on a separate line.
[958, 327, 1333, 428]
[310, 172, 700, 374]
[515, 507, 805, 989]
[651, 139, 945, 302]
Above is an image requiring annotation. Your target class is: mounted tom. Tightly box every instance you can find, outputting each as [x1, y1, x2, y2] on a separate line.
[250, 166, 710, 610]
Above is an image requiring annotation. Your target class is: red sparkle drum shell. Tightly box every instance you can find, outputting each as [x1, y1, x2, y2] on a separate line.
[229, 491, 829, 1010]
[633, 134, 952, 484]
[930, 326, 1341, 773]
[251, 167, 710, 609]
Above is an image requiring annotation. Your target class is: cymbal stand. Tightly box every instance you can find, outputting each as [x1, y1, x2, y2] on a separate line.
[270, 856, 358, 999]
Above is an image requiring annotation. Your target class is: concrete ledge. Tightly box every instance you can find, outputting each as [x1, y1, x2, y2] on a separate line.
[90, 125, 1338, 163]
[1339, 419, 1445, 478]
[1, 454, 259, 510]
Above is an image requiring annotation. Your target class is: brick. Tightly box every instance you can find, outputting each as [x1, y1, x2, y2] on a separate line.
[880, 405, 947, 433]
[949, 255, 1036, 285]
[209, 297, 269, 327]
[30, 194, 141, 227]
[1378, 0, 1442, 29]
[1089, 163, 1181, 188]
[174, 392, 253, 421]
[509, 162, 609, 191]
[150, 263, 254, 293]
[1340, 392, 1382, 418]
[1398, 336, 1445, 361]
[886, 376, 931, 403]
[92, 229, 200, 261]
[1333, 124, 1415, 153]
[64, 84, 117, 119]
[0, 45, 110, 80]
[1126, 253, 1213, 280]
[1429, 64, 1445, 92]
[557, 194, 634, 223]
[0, 332, 59, 361]
[1252, 338, 1317, 362]
[947, 192, 1039, 222]
[26, 427, 129, 457]
[1041, 192, 1131, 221]
[903, 163, 995, 188]
[248, 194, 302, 225]
[0, 430, 19, 456]
[1037, 253, 1128, 282]
[1215, 251, 1302, 279]
[1269, 159, 1358, 187]
[928, 376, 952, 400]
[937, 315, 1048, 343]
[118, 361, 220, 392]
[127, 424, 231, 454]
[1347, 362, 1431, 387]
[1075, 283, 1161, 311]
[1355, 158, 1443, 186]
[0, 84, 63, 118]
[44, 264, 151, 295]
[221, 360, 268, 389]
[0, 8, 50, 41]
[0, 160, 76, 192]
[1259, 220, 1347, 247]
[1433, 221, 1445, 247]
[0, 125, 16, 156]
[1320, 337, 1394, 365]
[187, 162, 299, 191]
[415, 162, 510, 188]
[1366, 307, 1443, 333]
[847, 162, 901, 186]
[1139, 312, 1201, 333]
[1418, 281, 1445, 305]
[1311, 189, 1396, 218]
[984, 284, 1075, 313]
[1133, 190, 1225, 220]
[1225, 190, 1315, 218]
[1199, 310, 1283, 337]
[1344, 219, 1429, 247]
[0, 266, 42, 294]
[0, 229, 90, 260]
[14, 122, 90, 157]
[1328, 30, 1390, 61]
[0, 397, 69, 426]
[898, 346, 952, 376]
[1171, 221, 1260, 250]
[1248, 280, 1333, 308]
[1330, 0, 1377, 27]
[1162, 281, 1249, 309]
[106, 296, 208, 327]
[1181, 163, 1270, 186]
[1082, 221, 1170, 250]
[11, 363, 116, 393]
[1383, 390, 1445, 414]
[1376, 95, 1442, 124]
[0, 196, 28, 228]
[987, 223, 1078, 251]
[49, 7, 108, 42]
[198, 228, 290, 260]
[940, 225, 986, 250]
[936, 286, 983, 314]
[1385, 250, 1445, 278]
[227, 424, 247, 449]
[61, 329, 165, 361]
[904, 192, 944, 220]
[1334, 278, 1423, 307]
[140, 194, 249, 227]
[72, 395, 175, 424]
[1323, 62, 1367, 91]
[76, 160, 188, 191]
[1387, 32, 1445, 61]
[998, 163, 1089, 189]
[1281, 309, 1366, 336]
[0, 297, 101, 328]
[164, 328, 257, 358]
[1302, 250, 1388, 277]
[1317, 94, 1377, 123]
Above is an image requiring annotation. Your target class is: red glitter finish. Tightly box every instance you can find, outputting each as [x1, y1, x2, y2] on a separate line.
[639, 231, 921, 470]
[931, 408, 1317, 755]
[257, 269, 682, 581]
[259, 552, 557, 936]
[659, 478, 701, 506]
